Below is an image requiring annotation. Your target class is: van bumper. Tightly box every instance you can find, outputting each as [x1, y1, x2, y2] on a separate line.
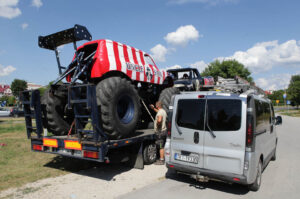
[166, 162, 248, 185]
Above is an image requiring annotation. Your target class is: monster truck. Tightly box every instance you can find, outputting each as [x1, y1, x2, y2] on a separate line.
[39, 24, 178, 139]
[167, 68, 214, 91]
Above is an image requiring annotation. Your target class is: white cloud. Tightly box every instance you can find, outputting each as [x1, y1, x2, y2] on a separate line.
[150, 44, 168, 62]
[218, 40, 300, 73]
[256, 74, 292, 90]
[0, 64, 16, 76]
[164, 25, 201, 46]
[0, 0, 21, 19]
[32, 0, 42, 8]
[21, 23, 28, 30]
[165, 64, 182, 70]
[168, 0, 238, 6]
[190, 60, 208, 73]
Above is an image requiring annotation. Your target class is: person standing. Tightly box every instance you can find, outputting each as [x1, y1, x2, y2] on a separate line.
[150, 101, 167, 165]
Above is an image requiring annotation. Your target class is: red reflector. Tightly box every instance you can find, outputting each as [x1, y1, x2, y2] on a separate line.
[167, 121, 172, 136]
[198, 95, 205, 98]
[169, 164, 174, 168]
[83, 151, 99, 159]
[233, 178, 240, 181]
[32, 144, 42, 151]
[246, 123, 253, 146]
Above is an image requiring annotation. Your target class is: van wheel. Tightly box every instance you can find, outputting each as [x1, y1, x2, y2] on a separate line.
[249, 160, 262, 191]
[143, 143, 157, 164]
[271, 146, 277, 161]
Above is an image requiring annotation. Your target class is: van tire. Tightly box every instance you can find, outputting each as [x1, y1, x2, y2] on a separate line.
[159, 87, 180, 111]
[271, 146, 277, 161]
[96, 77, 141, 139]
[143, 143, 157, 164]
[249, 160, 262, 191]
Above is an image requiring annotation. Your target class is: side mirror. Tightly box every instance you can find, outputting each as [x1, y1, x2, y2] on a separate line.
[275, 116, 282, 125]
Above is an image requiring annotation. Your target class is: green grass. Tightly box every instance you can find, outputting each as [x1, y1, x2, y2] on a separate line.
[0, 118, 99, 192]
[276, 109, 300, 117]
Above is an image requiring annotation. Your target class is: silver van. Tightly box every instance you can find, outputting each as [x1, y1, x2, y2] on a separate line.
[164, 91, 282, 191]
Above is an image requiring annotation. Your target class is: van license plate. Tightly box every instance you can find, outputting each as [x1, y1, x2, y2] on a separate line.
[174, 153, 198, 164]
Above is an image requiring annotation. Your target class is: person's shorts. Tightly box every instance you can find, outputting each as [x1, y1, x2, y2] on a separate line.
[155, 130, 167, 149]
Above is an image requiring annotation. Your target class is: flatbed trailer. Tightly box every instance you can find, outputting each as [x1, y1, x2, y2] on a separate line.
[21, 85, 158, 169]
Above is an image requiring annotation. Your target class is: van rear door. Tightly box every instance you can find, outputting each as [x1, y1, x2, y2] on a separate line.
[203, 95, 247, 175]
[170, 94, 206, 168]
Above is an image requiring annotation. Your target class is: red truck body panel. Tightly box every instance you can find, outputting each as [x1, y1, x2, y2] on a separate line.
[73, 40, 167, 84]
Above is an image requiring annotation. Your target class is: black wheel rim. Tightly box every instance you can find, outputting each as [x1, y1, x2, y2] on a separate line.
[117, 94, 135, 124]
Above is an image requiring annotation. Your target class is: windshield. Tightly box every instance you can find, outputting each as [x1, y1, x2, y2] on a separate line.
[169, 71, 191, 80]
[144, 55, 155, 66]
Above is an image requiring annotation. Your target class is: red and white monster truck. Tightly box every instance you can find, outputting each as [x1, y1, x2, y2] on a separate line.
[39, 25, 178, 139]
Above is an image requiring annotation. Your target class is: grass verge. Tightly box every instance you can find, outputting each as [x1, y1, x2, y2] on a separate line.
[0, 118, 99, 192]
[276, 109, 300, 117]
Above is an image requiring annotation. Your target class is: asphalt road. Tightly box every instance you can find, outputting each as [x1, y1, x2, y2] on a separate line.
[119, 115, 300, 199]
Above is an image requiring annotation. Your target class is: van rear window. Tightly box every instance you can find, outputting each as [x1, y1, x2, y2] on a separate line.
[176, 99, 205, 130]
[207, 99, 242, 131]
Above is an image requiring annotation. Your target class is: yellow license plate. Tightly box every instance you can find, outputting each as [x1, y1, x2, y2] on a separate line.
[64, 140, 82, 150]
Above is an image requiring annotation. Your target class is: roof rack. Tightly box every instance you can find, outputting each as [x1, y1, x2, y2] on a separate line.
[215, 76, 266, 97]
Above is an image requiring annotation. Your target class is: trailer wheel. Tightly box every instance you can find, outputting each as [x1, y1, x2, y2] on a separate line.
[143, 143, 157, 164]
[45, 87, 74, 136]
[159, 87, 180, 111]
[96, 77, 141, 139]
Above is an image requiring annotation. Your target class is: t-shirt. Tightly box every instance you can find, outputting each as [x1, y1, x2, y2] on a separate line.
[154, 108, 167, 132]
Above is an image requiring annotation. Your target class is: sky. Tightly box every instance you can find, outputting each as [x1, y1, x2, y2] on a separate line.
[1, 0, 300, 91]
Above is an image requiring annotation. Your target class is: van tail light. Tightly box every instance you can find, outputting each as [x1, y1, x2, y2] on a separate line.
[246, 114, 254, 148]
[167, 121, 172, 137]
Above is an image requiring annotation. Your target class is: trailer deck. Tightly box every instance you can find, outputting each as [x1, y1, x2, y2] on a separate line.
[21, 85, 157, 169]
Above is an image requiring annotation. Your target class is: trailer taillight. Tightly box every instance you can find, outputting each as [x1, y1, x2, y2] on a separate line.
[83, 151, 99, 159]
[32, 144, 43, 151]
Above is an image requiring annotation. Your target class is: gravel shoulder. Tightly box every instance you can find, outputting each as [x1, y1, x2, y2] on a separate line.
[0, 163, 167, 199]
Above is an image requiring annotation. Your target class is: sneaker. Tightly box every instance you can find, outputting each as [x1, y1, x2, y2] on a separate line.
[154, 159, 165, 165]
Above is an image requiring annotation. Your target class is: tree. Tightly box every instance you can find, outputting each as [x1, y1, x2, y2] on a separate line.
[267, 90, 285, 105]
[0, 95, 16, 106]
[201, 59, 253, 82]
[287, 75, 300, 108]
[10, 79, 27, 97]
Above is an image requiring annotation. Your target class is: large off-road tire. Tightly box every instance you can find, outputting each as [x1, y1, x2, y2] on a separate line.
[159, 87, 180, 111]
[96, 77, 141, 139]
[45, 87, 74, 136]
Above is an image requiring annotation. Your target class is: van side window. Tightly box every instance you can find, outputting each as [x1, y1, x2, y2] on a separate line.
[255, 100, 271, 133]
[271, 104, 275, 123]
[207, 99, 242, 131]
[176, 99, 205, 130]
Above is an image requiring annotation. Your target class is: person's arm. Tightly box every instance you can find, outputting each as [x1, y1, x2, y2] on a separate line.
[150, 104, 159, 113]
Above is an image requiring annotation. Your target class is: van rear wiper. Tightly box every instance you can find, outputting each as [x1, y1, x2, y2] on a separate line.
[205, 104, 216, 138]
[206, 123, 216, 138]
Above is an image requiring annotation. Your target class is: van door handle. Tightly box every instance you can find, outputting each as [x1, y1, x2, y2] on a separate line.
[194, 132, 199, 144]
